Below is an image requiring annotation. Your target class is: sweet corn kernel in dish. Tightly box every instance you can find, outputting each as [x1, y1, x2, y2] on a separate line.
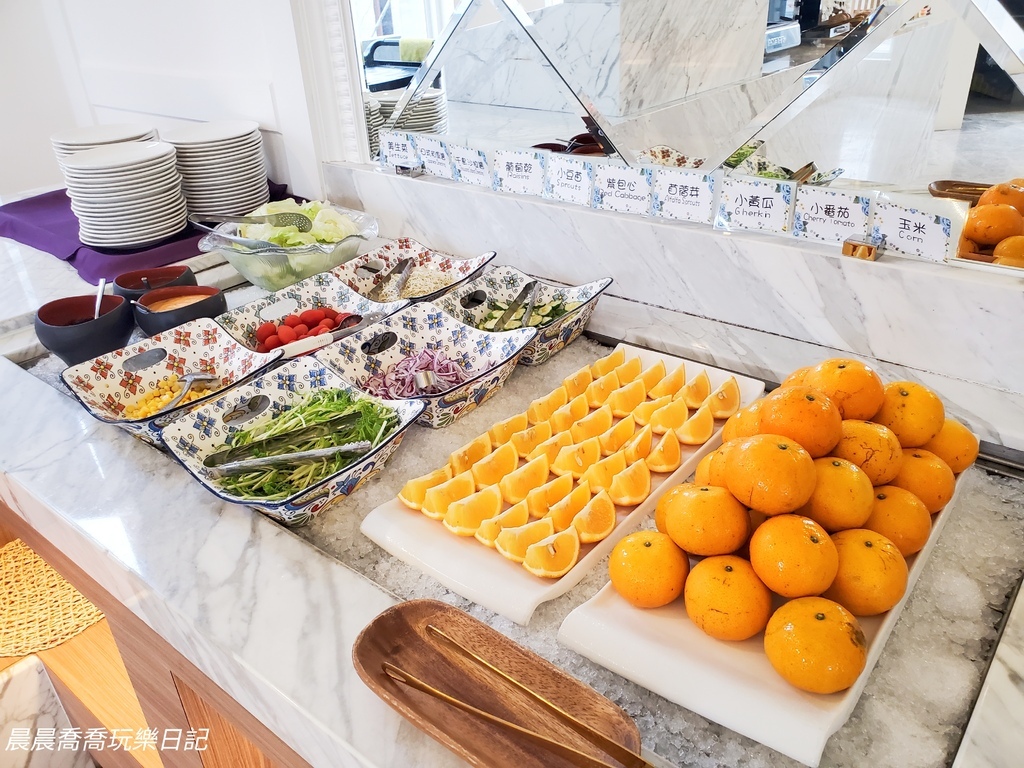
[123, 375, 208, 420]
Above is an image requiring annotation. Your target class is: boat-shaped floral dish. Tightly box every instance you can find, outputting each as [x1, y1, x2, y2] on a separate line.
[434, 265, 612, 366]
[360, 344, 764, 625]
[314, 301, 536, 429]
[557, 471, 968, 767]
[162, 357, 425, 526]
[61, 318, 282, 448]
[331, 237, 496, 303]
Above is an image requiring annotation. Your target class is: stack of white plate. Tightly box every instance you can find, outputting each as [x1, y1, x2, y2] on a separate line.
[161, 120, 268, 216]
[364, 96, 385, 155]
[51, 123, 158, 164]
[377, 88, 449, 135]
[62, 141, 188, 249]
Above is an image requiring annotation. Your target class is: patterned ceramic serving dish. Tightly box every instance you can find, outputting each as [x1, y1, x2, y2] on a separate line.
[61, 318, 283, 448]
[331, 237, 496, 303]
[162, 358, 425, 526]
[434, 266, 612, 366]
[215, 271, 408, 350]
[314, 301, 536, 428]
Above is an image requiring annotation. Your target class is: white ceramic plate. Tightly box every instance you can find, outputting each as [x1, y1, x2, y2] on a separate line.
[360, 344, 765, 625]
[51, 123, 155, 146]
[181, 171, 268, 192]
[557, 466, 967, 767]
[71, 190, 184, 214]
[77, 209, 187, 235]
[79, 217, 187, 243]
[185, 188, 269, 206]
[161, 120, 260, 145]
[66, 170, 181, 194]
[62, 141, 176, 171]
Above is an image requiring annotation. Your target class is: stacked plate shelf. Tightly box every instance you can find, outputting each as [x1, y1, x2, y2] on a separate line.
[62, 141, 188, 249]
[364, 95, 385, 156]
[377, 88, 449, 135]
[50, 123, 157, 165]
[161, 120, 269, 215]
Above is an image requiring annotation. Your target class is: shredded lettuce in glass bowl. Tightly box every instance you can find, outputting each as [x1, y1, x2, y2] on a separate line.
[197, 200, 378, 291]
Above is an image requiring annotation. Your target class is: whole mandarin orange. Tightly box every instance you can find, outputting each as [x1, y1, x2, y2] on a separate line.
[823, 529, 908, 615]
[863, 485, 932, 556]
[994, 235, 1024, 261]
[977, 183, 1024, 214]
[798, 457, 874, 532]
[803, 359, 885, 420]
[890, 449, 956, 513]
[964, 203, 1024, 245]
[872, 381, 945, 448]
[684, 556, 772, 641]
[654, 484, 686, 534]
[726, 434, 817, 515]
[764, 597, 867, 694]
[663, 483, 750, 556]
[831, 420, 904, 485]
[722, 401, 763, 443]
[749, 514, 838, 598]
[780, 366, 812, 388]
[758, 386, 843, 458]
[608, 530, 689, 608]
[693, 452, 715, 488]
[921, 418, 979, 474]
[994, 254, 1024, 269]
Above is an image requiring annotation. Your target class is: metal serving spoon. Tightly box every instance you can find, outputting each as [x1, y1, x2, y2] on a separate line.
[157, 372, 219, 414]
[193, 213, 313, 232]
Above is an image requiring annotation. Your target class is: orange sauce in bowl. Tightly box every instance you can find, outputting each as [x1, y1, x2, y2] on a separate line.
[147, 294, 207, 312]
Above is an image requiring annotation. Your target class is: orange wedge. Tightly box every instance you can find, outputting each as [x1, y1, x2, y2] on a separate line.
[579, 451, 628, 492]
[649, 363, 686, 399]
[526, 473, 574, 518]
[608, 460, 652, 506]
[449, 434, 492, 475]
[547, 480, 592, 531]
[706, 376, 741, 419]
[613, 356, 643, 386]
[398, 465, 453, 510]
[495, 517, 555, 563]
[622, 423, 654, 463]
[509, 421, 553, 458]
[563, 366, 594, 400]
[676, 402, 715, 445]
[646, 430, 682, 473]
[649, 398, 690, 435]
[549, 394, 590, 434]
[632, 396, 672, 427]
[591, 347, 626, 378]
[489, 412, 529, 447]
[638, 360, 667, 393]
[551, 437, 601, 479]
[422, 470, 475, 520]
[527, 387, 568, 425]
[608, 379, 647, 418]
[599, 414, 636, 456]
[498, 454, 550, 505]
[572, 490, 617, 543]
[570, 404, 614, 443]
[471, 442, 519, 490]
[443, 485, 503, 536]
[475, 501, 530, 547]
[585, 371, 620, 408]
[527, 431, 573, 464]
[677, 370, 711, 409]
[523, 527, 581, 579]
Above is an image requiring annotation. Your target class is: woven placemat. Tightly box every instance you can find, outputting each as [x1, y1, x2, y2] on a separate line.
[0, 539, 104, 656]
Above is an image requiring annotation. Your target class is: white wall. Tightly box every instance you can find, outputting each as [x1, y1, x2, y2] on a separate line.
[0, 2, 77, 198]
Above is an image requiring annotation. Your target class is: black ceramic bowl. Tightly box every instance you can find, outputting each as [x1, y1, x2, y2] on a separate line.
[113, 265, 197, 302]
[134, 285, 227, 336]
[35, 294, 135, 366]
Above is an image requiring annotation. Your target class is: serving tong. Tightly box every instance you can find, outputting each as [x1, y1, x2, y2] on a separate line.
[195, 212, 313, 231]
[383, 624, 653, 768]
[188, 214, 367, 253]
[366, 258, 413, 301]
[157, 372, 219, 415]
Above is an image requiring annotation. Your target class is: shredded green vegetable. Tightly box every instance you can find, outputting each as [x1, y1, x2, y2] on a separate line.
[216, 389, 398, 501]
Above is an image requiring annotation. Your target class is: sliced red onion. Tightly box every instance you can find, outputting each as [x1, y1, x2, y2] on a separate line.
[359, 349, 468, 398]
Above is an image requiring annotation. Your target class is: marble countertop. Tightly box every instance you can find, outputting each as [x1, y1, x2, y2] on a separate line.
[7, 331, 1024, 767]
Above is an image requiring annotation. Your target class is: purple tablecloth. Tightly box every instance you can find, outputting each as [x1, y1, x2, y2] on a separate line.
[0, 181, 290, 285]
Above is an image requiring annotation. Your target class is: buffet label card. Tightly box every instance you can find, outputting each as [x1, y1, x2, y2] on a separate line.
[793, 186, 873, 244]
[715, 176, 796, 234]
[492, 149, 546, 196]
[412, 135, 455, 179]
[651, 168, 715, 223]
[544, 155, 593, 207]
[872, 201, 952, 261]
[449, 145, 491, 187]
[379, 131, 418, 168]
[591, 163, 653, 216]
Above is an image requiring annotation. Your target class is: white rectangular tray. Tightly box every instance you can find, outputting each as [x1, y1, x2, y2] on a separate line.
[361, 343, 765, 625]
[558, 470, 968, 766]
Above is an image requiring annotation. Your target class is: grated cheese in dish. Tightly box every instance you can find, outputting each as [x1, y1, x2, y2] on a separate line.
[378, 267, 453, 300]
